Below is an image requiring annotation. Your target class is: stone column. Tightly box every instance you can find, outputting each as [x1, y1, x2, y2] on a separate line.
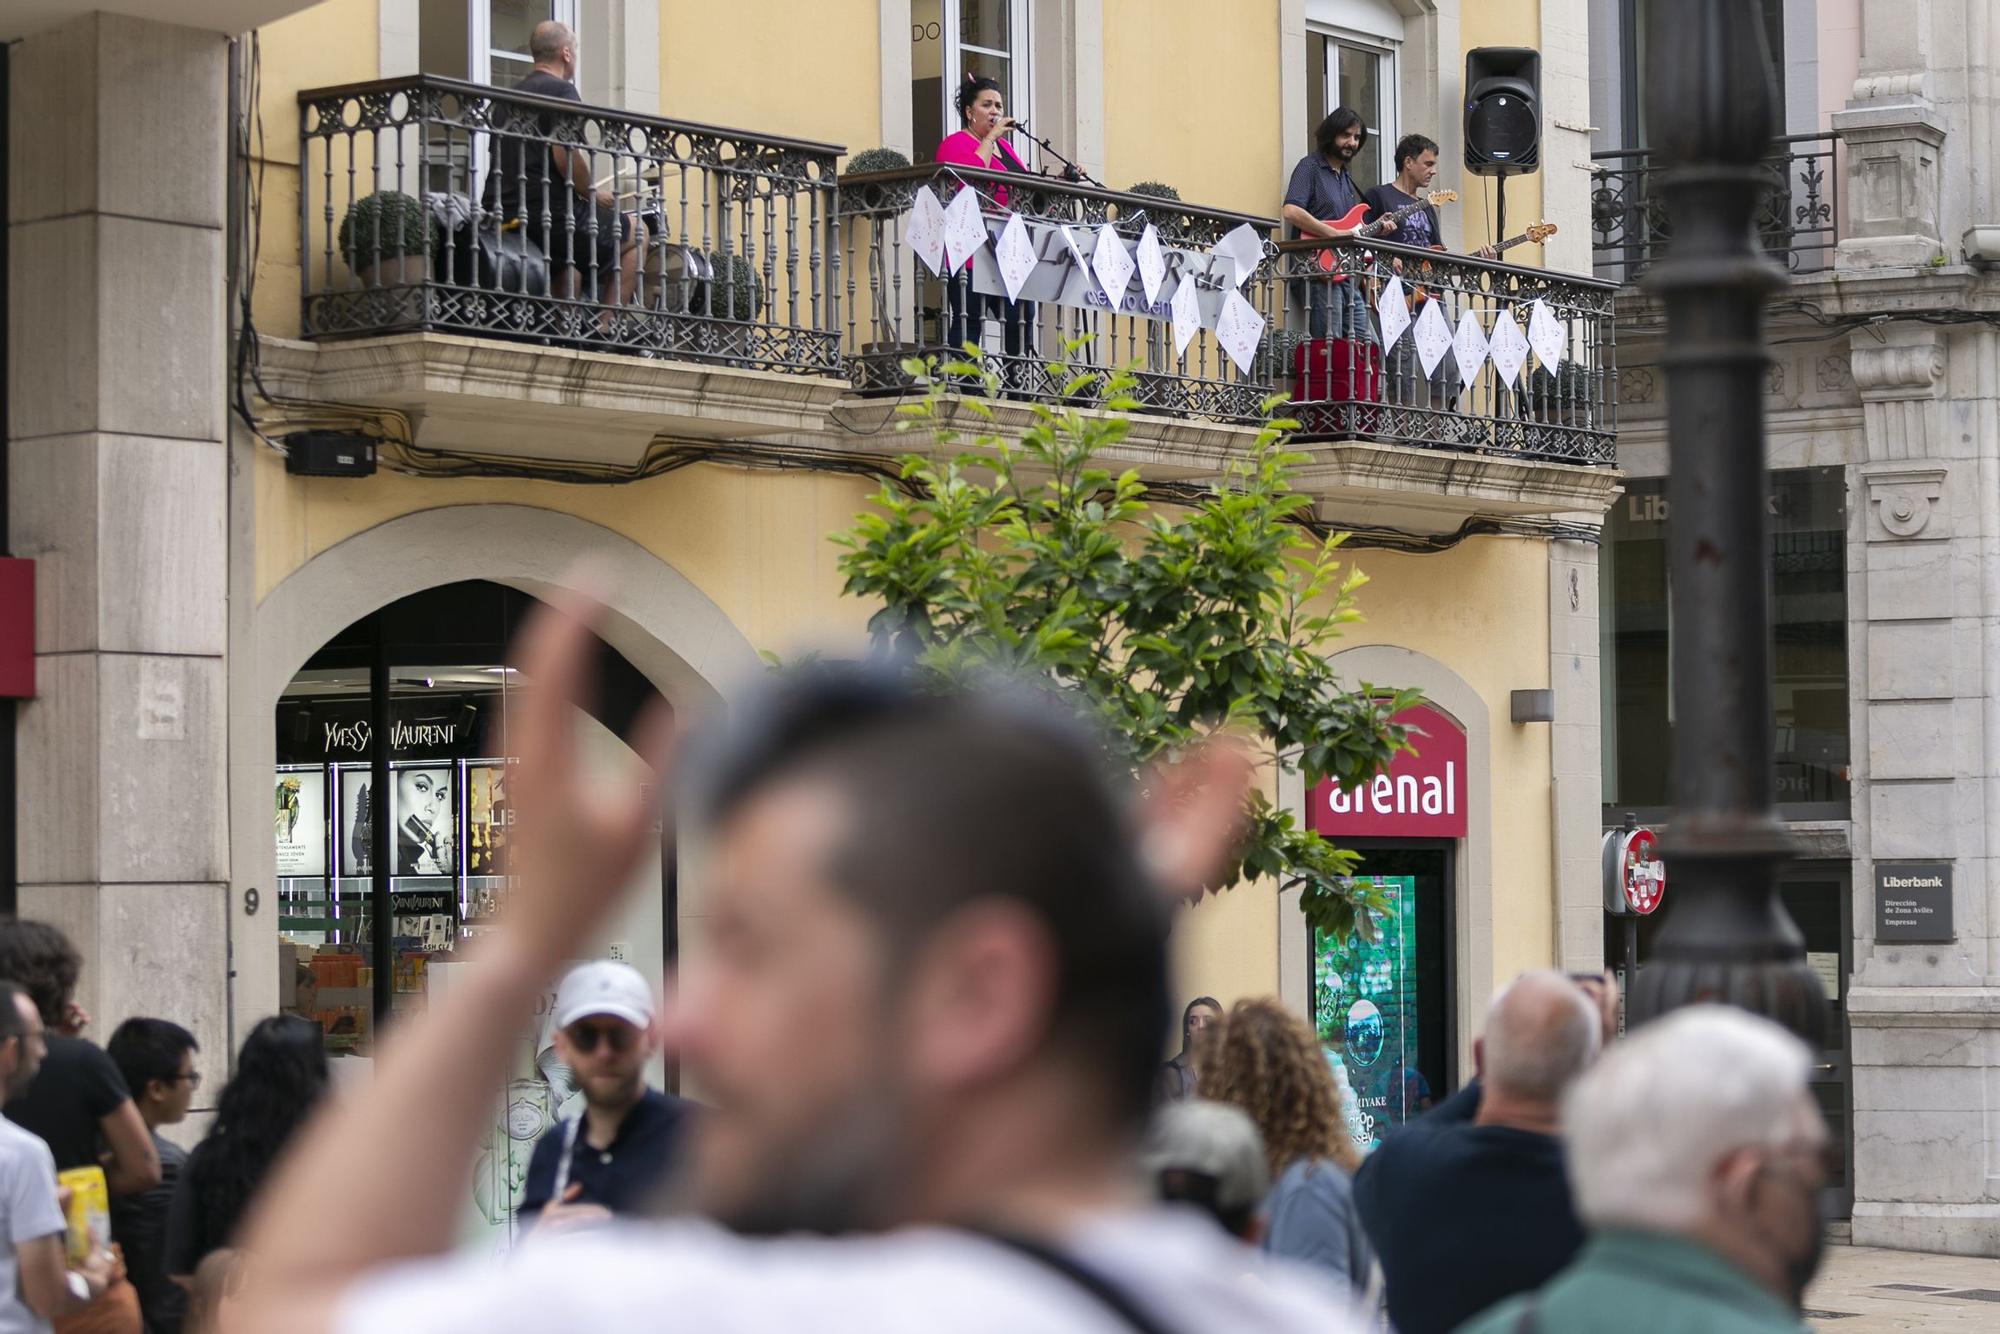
[1549, 538, 1606, 972]
[1846, 320, 2000, 1254]
[1832, 0, 1947, 269]
[5, 13, 230, 1062]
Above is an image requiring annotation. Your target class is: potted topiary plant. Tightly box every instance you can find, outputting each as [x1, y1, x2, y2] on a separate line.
[1126, 180, 1182, 201]
[845, 146, 913, 176]
[337, 190, 434, 289]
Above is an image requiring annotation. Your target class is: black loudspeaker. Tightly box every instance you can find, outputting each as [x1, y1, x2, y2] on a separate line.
[1465, 47, 1542, 176]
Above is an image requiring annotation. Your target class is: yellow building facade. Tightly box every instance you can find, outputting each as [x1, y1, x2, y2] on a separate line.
[5, 0, 1614, 1166]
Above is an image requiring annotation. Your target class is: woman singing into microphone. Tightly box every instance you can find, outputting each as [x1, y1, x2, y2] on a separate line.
[932, 76, 1032, 373]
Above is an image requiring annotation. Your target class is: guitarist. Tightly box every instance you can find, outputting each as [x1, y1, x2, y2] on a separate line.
[1364, 133, 1494, 414]
[1281, 107, 1393, 343]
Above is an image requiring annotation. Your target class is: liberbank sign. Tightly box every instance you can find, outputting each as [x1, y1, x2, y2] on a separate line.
[1309, 704, 1468, 839]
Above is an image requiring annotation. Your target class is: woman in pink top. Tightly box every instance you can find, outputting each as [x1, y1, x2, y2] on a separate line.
[933, 76, 1032, 370]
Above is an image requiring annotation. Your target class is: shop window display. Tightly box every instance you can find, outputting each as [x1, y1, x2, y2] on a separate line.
[1313, 877, 1420, 1151]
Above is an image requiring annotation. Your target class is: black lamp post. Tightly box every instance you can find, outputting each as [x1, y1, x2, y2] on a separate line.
[1627, 0, 1829, 1045]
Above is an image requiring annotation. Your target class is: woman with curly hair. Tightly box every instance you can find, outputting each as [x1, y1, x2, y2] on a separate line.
[1197, 997, 1372, 1290]
[166, 1016, 329, 1281]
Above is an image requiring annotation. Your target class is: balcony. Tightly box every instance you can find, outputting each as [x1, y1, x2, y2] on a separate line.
[837, 164, 1617, 512]
[283, 75, 848, 465]
[1591, 132, 1841, 283]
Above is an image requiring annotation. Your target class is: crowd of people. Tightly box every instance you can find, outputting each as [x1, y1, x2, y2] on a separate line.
[0, 592, 1832, 1334]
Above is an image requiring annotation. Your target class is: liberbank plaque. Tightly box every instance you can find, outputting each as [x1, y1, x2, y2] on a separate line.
[1875, 862, 1954, 943]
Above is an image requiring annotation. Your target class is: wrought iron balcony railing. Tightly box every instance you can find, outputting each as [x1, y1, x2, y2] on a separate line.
[1590, 132, 1840, 283]
[1275, 238, 1619, 466]
[296, 76, 842, 375]
[839, 163, 1617, 467]
[837, 164, 1283, 423]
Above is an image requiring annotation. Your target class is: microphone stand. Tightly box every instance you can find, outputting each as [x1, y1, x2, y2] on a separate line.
[1012, 126, 1104, 190]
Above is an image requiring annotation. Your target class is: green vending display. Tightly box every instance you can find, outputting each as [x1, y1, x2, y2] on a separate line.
[1313, 876, 1420, 1151]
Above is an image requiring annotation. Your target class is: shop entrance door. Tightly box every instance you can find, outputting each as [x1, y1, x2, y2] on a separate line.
[1310, 840, 1455, 1151]
[1779, 867, 1854, 1219]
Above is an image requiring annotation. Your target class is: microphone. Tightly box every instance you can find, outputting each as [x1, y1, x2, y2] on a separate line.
[1001, 117, 1027, 132]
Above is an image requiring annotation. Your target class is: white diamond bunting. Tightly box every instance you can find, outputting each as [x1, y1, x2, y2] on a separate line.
[1488, 306, 1530, 387]
[994, 213, 1036, 302]
[1526, 298, 1566, 370]
[1374, 275, 1411, 351]
[1059, 224, 1096, 292]
[1091, 222, 1137, 310]
[1170, 278, 1202, 359]
[1412, 298, 1454, 378]
[941, 187, 987, 272]
[1451, 308, 1489, 387]
[1136, 224, 1168, 307]
[905, 185, 946, 275]
[1214, 288, 1266, 375]
[1211, 223, 1264, 289]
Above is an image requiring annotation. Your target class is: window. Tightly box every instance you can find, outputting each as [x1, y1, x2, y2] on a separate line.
[420, 0, 582, 90]
[1306, 28, 1394, 187]
[1599, 467, 1850, 814]
[1619, 0, 1783, 148]
[910, 0, 1033, 164]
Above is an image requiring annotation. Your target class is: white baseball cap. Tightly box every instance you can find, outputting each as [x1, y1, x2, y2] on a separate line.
[553, 960, 656, 1030]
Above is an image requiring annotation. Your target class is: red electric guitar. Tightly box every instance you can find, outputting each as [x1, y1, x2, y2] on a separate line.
[1316, 189, 1457, 272]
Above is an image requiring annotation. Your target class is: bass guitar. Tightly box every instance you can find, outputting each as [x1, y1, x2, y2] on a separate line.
[1403, 221, 1562, 310]
[1317, 189, 1457, 273]
[1491, 221, 1558, 257]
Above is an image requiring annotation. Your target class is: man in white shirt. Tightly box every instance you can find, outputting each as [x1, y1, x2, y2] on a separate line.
[241, 594, 1362, 1333]
[0, 981, 114, 1332]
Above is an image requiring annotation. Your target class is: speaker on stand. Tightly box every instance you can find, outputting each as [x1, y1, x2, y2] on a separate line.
[1464, 47, 1542, 244]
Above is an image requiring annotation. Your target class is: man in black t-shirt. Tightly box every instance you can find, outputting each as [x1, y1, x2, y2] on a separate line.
[108, 1018, 201, 1334]
[1363, 133, 1499, 416]
[517, 962, 694, 1234]
[481, 22, 648, 327]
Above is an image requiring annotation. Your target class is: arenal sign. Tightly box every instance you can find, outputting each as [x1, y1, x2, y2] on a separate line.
[1309, 704, 1468, 839]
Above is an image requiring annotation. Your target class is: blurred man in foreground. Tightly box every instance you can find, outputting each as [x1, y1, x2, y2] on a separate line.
[1460, 1007, 1829, 1333]
[240, 592, 1358, 1332]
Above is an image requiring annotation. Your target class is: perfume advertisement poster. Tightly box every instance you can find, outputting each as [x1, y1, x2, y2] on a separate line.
[336, 765, 373, 878]
[467, 764, 510, 878]
[275, 769, 328, 878]
[394, 766, 457, 876]
[1313, 876, 1419, 1152]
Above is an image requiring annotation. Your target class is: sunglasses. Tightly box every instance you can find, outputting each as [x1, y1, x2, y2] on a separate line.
[565, 1020, 638, 1055]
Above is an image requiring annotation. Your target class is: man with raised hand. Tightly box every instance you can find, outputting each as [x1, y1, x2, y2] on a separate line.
[240, 591, 1359, 1334]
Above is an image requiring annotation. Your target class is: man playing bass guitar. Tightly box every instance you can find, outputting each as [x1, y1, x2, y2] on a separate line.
[1365, 133, 1491, 417]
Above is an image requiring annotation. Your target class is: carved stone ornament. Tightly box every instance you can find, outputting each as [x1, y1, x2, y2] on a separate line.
[1862, 464, 1948, 541]
[1815, 354, 1853, 393]
[1765, 361, 1786, 397]
[1618, 367, 1656, 404]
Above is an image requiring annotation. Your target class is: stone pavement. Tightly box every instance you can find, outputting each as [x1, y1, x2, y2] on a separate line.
[1806, 1244, 2000, 1330]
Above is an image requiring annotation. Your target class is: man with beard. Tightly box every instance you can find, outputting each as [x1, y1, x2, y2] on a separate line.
[1459, 1007, 1830, 1334]
[515, 961, 693, 1234]
[238, 593, 1359, 1333]
[1281, 107, 1393, 344]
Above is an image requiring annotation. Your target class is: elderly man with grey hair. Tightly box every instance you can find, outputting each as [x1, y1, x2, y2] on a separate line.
[1353, 970, 1601, 1334]
[1460, 1007, 1826, 1334]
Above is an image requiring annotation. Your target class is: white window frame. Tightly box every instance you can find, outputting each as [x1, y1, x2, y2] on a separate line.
[469, 0, 582, 89]
[936, 0, 1034, 166]
[1309, 23, 1400, 181]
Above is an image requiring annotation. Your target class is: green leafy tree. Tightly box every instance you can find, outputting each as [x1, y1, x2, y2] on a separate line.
[827, 349, 1418, 939]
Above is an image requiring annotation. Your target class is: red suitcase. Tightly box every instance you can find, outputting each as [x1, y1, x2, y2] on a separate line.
[1291, 337, 1382, 403]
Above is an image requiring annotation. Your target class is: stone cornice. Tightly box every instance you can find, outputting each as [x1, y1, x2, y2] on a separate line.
[1613, 266, 1999, 340]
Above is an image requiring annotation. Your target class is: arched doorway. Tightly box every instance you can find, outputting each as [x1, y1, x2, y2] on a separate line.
[271, 580, 666, 1062]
